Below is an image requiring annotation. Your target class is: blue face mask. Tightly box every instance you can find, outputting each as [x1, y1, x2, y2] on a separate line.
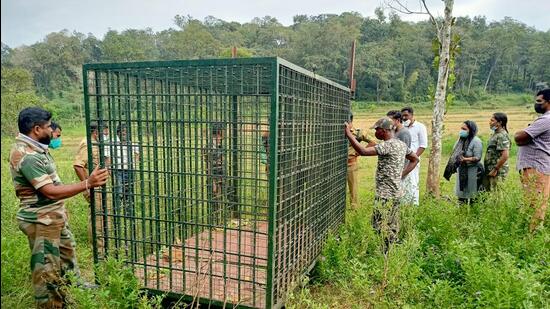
[459, 130, 469, 138]
[49, 138, 62, 149]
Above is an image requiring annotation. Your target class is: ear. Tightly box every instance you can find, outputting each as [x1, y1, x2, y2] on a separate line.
[32, 124, 41, 135]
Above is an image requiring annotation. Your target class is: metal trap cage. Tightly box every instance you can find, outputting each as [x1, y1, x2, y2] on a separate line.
[83, 57, 349, 308]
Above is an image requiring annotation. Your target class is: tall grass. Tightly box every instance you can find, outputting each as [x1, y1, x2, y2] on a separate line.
[288, 178, 549, 308]
[2, 99, 547, 308]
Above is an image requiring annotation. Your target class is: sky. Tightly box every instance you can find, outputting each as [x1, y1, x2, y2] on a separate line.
[2, 0, 549, 48]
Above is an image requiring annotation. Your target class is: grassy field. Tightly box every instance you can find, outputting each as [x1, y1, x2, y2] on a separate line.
[1, 94, 548, 308]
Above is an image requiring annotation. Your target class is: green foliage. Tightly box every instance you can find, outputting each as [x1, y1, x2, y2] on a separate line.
[289, 181, 549, 308]
[64, 258, 166, 309]
[2, 11, 547, 111]
[101, 29, 159, 62]
[1, 66, 45, 136]
[219, 47, 254, 58]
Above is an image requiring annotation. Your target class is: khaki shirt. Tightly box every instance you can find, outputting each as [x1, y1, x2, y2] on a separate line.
[348, 126, 374, 165]
[73, 138, 100, 169]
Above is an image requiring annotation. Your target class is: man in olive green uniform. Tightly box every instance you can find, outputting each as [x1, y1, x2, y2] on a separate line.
[347, 114, 376, 209]
[73, 122, 110, 254]
[9, 107, 109, 308]
[204, 122, 228, 224]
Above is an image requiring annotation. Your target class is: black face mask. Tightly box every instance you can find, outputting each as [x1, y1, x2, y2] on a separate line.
[534, 103, 545, 114]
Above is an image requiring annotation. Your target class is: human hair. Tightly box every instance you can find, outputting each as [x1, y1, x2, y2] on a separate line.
[492, 112, 508, 133]
[18, 107, 52, 134]
[463, 120, 478, 140]
[386, 110, 402, 121]
[116, 123, 127, 135]
[90, 121, 99, 132]
[212, 122, 226, 135]
[536, 88, 550, 101]
[51, 121, 62, 131]
[401, 106, 414, 115]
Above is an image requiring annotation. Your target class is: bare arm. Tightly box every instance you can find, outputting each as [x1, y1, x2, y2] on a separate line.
[514, 130, 532, 146]
[344, 123, 377, 156]
[73, 166, 88, 181]
[416, 147, 425, 157]
[402, 152, 419, 178]
[39, 165, 109, 200]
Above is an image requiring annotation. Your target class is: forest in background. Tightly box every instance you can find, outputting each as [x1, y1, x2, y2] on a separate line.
[1, 9, 549, 134]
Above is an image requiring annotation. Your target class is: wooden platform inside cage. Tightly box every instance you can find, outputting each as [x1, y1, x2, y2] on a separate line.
[135, 221, 268, 308]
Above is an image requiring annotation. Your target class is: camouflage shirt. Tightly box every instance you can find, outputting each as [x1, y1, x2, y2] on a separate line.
[205, 138, 225, 176]
[9, 134, 66, 225]
[374, 138, 413, 199]
[484, 130, 511, 177]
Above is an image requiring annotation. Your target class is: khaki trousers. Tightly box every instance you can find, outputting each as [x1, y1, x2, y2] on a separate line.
[347, 163, 359, 209]
[520, 168, 550, 232]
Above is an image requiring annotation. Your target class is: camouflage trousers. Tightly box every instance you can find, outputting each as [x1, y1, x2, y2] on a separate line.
[482, 175, 504, 191]
[372, 198, 401, 252]
[18, 219, 80, 308]
[207, 175, 225, 225]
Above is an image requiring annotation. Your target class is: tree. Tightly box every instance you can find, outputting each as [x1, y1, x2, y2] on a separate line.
[1, 67, 44, 135]
[387, 0, 455, 197]
[101, 28, 159, 62]
[1, 42, 12, 65]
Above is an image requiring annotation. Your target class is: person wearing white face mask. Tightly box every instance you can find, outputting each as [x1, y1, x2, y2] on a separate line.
[400, 107, 427, 205]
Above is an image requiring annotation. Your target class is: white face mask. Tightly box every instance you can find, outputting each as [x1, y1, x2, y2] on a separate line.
[403, 120, 411, 127]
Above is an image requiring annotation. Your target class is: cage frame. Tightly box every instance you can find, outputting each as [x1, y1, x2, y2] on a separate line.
[83, 57, 350, 309]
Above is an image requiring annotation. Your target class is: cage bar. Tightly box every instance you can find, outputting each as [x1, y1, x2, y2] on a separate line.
[83, 57, 349, 308]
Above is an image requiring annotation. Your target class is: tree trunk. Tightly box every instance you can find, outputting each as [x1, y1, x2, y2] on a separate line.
[376, 78, 381, 103]
[484, 56, 498, 92]
[426, 0, 454, 198]
[467, 58, 477, 94]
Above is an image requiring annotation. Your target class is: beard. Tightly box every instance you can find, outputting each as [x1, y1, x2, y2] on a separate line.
[38, 135, 51, 145]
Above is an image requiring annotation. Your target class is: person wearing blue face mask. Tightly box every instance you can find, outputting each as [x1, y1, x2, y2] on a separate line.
[483, 113, 510, 191]
[444, 120, 483, 205]
[49, 121, 62, 149]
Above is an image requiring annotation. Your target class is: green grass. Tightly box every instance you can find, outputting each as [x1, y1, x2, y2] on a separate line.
[2, 96, 548, 308]
[287, 181, 549, 308]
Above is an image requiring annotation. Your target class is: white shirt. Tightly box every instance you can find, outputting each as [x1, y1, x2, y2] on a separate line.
[111, 136, 139, 170]
[405, 120, 428, 154]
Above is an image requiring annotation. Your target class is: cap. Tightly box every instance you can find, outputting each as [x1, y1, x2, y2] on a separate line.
[370, 117, 394, 130]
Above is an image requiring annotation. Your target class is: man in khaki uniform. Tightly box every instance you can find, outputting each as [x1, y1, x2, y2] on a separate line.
[347, 113, 376, 209]
[73, 122, 110, 254]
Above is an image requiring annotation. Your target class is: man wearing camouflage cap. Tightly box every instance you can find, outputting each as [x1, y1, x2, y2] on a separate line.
[344, 117, 419, 252]
[347, 113, 376, 210]
[9, 107, 109, 308]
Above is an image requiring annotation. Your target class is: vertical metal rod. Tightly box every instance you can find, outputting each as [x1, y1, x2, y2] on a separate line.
[265, 58, 279, 309]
